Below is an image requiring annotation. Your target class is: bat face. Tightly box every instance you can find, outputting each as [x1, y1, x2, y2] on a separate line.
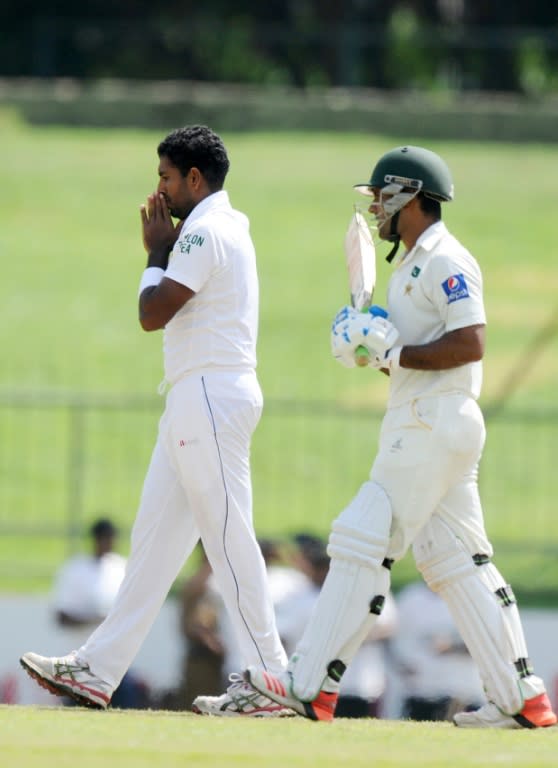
[344, 210, 376, 311]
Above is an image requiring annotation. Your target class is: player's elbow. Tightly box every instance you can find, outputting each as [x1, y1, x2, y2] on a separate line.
[454, 324, 485, 364]
[458, 337, 484, 365]
[139, 312, 163, 332]
[470, 345, 484, 363]
[469, 326, 486, 361]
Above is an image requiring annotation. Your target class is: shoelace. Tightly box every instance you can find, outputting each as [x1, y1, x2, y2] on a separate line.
[226, 672, 248, 692]
[225, 673, 275, 709]
[54, 661, 88, 679]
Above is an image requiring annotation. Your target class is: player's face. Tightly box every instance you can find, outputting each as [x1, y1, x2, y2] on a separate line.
[368, 188, 393, 240]
[157, 156, 197, 220]
[368, 185, 416, 241]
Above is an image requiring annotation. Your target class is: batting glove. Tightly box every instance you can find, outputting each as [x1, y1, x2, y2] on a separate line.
[331, 304, 399, 368]
[331, 306, 360, 368]
[375, 345, 403, 371]
[361, 315, 401, 368]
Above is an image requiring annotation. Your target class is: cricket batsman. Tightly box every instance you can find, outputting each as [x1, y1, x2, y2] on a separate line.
[242, 146, 557, 728]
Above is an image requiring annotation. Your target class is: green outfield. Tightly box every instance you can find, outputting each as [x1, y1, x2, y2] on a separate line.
[1, 705, 557, 768]
[1, 107, 558, 594]
[2, 107, 557, 401]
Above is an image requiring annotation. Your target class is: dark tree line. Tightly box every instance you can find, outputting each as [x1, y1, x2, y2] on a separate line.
[2, 1, 558, 93]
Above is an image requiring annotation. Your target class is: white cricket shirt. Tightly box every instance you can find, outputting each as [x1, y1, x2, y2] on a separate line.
[163, 191, 259, 383]
[386, 221, 486, 407]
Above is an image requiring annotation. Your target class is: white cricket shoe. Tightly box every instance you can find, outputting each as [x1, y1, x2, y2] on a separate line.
[453, 693, 557, 729]
[20, 651, 113, 709]
[191, 673, 296, 717]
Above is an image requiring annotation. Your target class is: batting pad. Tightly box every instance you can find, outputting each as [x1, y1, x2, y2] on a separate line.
[414, 519, 544, 714]
[289, 481, 391, 701]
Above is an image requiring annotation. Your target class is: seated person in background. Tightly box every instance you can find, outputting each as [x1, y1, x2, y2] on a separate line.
[52, 517, 148, 709]
[258, 537, 311, 609]
[53, 518, 126, 632]
[391, 580, 484, 721]
[218, 537, 310, 683]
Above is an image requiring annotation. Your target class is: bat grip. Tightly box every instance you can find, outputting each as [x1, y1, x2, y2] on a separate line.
[355, 344, 370, 367]
[354, 306, 375, 367]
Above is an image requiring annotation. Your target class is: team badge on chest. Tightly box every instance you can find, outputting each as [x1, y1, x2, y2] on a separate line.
[404, 265, 421, 295]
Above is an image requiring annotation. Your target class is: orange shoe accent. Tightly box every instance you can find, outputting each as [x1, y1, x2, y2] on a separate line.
[514, 693, 557, 729]
[304, 691, 338, 722]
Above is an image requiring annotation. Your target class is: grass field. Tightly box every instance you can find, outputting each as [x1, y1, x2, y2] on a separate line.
[1, 705, 557, 768]
[2, 107, 558, 402]
[1, 106, 558, 594]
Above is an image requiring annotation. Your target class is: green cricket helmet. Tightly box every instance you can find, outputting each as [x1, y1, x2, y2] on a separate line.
[354, 146, 453, 262]
[355, 145, 454, 202]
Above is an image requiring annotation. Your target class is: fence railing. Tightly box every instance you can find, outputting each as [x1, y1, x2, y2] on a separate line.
[1, 393, 557, 599]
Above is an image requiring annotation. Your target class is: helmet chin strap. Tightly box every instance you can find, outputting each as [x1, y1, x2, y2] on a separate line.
[385, 211, 401, 263]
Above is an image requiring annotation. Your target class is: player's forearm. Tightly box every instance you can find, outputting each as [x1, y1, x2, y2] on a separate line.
[138, 276, 195, 331]
[138, 288, 165, 331]
[146, 247, 171, 270]
[137, 250, 172, 331]
[399, 325, 485, 371]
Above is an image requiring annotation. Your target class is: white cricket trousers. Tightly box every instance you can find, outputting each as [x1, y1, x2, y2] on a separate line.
[371, 392, 489, 561]
[79, 369, 287, 688]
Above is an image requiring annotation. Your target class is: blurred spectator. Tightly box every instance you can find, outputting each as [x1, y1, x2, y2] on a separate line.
[391, 580, 484, 721]
[161, 538, 305, 710]
[52, 517, 149, 708]
[53, 519, 126, 634]
[276, 533, 398, 718]
[259, 537, 312, 610]
[219, 538, 310, 681]
[159, 544, 226, 710]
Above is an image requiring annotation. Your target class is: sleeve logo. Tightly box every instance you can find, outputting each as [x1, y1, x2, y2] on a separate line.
[179, 232, 205, 254]
[441, 273, 469, 303]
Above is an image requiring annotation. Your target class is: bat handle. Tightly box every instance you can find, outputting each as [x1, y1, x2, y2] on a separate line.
[355, 344, 370, 367]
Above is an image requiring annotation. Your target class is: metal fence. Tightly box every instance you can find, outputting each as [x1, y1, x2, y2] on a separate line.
[1, 393, 557, 598]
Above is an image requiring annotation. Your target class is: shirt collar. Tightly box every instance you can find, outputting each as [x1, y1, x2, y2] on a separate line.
[185, 190, 230, 227]
[396, 220, 448, 266]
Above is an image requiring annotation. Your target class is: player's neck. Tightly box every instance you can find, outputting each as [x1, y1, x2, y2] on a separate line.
[401, 215, 438, 251]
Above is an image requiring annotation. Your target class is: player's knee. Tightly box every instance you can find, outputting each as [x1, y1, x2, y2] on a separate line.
[413, 518, 475, 592]
[327, 481, 391, 568]
[474, 560, 518, 611]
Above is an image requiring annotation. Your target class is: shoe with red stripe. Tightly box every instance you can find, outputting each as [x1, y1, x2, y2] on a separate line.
[453, 693, 557, 729]
[20, 651, 112, 710]
[244, 666, 338, 721]
[192, 673, 295, 717]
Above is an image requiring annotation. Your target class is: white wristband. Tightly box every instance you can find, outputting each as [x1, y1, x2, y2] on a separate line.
[386, 346, 402, 371]
[138, 267, 165, 297]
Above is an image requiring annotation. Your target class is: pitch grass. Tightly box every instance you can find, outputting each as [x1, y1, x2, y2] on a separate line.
[1, 706, 557, 768]
[0, 706, 558, 768]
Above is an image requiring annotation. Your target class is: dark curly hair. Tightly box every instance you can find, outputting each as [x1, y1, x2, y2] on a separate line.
[157, 125, 230, 191]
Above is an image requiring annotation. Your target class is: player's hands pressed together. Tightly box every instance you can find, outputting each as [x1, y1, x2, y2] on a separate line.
[330, 305, 400, 369]
[138, 192, 193, 332]
[140, 192, 183, 270]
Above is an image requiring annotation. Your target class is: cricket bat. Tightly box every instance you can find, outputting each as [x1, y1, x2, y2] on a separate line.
[344, 209, 376, 367]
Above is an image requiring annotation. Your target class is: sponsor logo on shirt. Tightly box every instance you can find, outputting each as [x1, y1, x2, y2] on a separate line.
[411, 266, 421, 278]
[442, 273, 469, 303]
[179, 232, 205, 254]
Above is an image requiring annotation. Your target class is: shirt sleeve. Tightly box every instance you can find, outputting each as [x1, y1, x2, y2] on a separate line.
[165, 222, 218, 293]
[429, 249, 487, 332]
